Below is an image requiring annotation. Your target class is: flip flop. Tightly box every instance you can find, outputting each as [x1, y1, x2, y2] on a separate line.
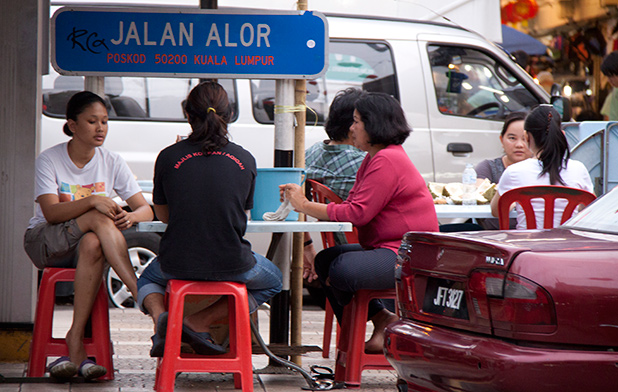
[47, 356, 77, 379]
[181, 325, 227, 355]
[78, 359, 107, 380]
[150, 312, 168, 357]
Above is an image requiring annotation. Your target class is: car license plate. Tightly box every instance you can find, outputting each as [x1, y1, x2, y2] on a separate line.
[422, 277, 469, 320]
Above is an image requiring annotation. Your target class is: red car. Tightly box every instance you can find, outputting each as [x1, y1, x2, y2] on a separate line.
[384, 186, 618, 392]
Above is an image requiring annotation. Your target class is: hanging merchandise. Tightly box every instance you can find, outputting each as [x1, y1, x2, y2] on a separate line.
[551, 35, 565, 62]
[568, 31, 591, 64]
[583, 27, 607, 57]
[612, 20, 618, 52]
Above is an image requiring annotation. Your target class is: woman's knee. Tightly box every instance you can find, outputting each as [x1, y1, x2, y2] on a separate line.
[77, 233, 104, 263]
[314, 247, 337, 277]
[76, 209, 117, 233]
[327, 267, 355, 292]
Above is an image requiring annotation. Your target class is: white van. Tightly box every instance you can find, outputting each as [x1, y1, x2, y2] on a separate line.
[42, 4, 565, 306]
[43, 8, 562, 184]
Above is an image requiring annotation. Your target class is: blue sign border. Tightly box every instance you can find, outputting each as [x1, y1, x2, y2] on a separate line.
[51, 7, 328, 79]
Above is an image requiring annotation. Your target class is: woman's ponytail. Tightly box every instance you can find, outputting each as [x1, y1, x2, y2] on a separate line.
[184, 82, 231, 153]
[524, 105, 569, 185]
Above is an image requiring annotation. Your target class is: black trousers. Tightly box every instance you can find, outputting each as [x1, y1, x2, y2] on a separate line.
[314, 244, 396, 324]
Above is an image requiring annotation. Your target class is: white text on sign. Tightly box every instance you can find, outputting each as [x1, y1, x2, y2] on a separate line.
[110, 22, 271, 48]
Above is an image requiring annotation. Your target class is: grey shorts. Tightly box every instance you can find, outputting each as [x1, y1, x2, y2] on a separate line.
[23, 220, 85, 269]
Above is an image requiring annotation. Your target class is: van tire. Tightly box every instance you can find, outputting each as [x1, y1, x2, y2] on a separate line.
[105, 228, 160, 309]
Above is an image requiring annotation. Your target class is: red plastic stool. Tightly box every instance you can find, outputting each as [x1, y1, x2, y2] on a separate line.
[27, 268, 114, 380]
[154, 280, 253, 392]
[334, 289, 396, 388]
[322, 301, 340, 358]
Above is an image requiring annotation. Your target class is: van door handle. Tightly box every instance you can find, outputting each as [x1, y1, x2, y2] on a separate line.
[447, 143, 473, 156]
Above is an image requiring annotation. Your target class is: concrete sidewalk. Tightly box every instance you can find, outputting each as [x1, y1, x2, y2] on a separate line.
[0, 297, 398, 391]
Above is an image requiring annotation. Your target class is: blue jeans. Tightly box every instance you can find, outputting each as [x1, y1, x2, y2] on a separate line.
[137, 252, 282, 314]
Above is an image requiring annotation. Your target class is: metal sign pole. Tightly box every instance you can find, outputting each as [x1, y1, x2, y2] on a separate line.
[84, 76, 104, 98]
[268, 79, 295, 364]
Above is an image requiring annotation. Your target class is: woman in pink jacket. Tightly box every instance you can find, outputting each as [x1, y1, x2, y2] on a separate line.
[282, 92, 438, 353]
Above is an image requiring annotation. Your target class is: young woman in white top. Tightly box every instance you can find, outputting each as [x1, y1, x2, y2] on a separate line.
[24, 91, 153, 380]
[490, 105, 594, 229]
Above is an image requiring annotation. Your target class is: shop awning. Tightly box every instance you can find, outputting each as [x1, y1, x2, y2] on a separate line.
[500, 25, 548, 56]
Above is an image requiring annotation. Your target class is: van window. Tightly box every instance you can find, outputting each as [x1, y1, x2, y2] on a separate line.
[42, 71, 238, 122]
[250, 40, 397, 125]
[428, 45, 539, 119]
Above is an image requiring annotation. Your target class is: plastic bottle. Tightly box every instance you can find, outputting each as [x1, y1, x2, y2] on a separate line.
[461, 163, 477, 206]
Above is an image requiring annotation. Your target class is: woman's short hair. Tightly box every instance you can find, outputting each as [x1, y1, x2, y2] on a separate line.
[184, 81, 231, 153]
[500, 111, 527, 137]
[63, 91, 107, 137]
[324, 88, 363, 141]
[354, 92, 411, 146]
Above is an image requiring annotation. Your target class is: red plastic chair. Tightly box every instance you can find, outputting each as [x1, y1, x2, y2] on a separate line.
[27, 268, 114, 380]
[306, 179, 359, 247]
[498, 185, 596, 230]
[307, 180, 395, 386]
[333, 289, 396, 388]
[154, 280, 253, 392]
[306, 180, 359, 359]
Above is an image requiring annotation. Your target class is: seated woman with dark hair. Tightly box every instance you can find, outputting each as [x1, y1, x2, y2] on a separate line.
[281, 92, 439, 353]
[475, 111, 531, 229]
[137, 82, 282, 357]
[491, 105, 594, 229]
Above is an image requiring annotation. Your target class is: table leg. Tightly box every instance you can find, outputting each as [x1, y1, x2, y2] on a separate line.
[266, 233, 290, 366]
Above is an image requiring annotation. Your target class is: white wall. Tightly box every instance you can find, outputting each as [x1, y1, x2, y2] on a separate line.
[0, 0, 45, 323]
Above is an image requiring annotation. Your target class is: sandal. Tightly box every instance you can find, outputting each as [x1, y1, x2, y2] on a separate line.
[181, 325, 227, 355]
[78, 359, 107, 380]
[150, 312, 168, 358]
[47, 356, 77, 379]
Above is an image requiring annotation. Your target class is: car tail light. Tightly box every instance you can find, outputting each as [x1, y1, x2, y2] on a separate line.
[396, 273, 416, 318]
[468, 271, 556, 336]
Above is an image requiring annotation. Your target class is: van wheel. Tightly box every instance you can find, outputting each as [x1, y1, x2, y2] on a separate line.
[105, 228, 160, 309]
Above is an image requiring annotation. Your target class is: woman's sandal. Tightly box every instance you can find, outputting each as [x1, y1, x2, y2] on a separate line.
[181, 325, 227, 355]
[47, 356, 78, 379]
[78, 359, 107, 380]
[150, 312, 168, 357]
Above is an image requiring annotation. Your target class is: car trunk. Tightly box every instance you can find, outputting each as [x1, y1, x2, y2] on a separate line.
[396, 229, 618, 347]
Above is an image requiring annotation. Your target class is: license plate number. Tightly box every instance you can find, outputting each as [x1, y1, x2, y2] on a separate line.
[422, 278, 469, 320]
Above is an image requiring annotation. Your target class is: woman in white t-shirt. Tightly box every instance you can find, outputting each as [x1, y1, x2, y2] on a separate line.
[490, 105, 594, 229]
[23, 91, 153, 380]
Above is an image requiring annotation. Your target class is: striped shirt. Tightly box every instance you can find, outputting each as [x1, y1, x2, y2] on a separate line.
[305, 141, 366, 200]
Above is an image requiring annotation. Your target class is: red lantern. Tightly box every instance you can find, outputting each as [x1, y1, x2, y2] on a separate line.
[501, 2, 515, 24]
[514, 0, 539, 20]
[501, 0, 538, 24]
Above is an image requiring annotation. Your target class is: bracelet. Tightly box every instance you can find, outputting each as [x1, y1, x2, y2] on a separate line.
[304, 239, 313, 247]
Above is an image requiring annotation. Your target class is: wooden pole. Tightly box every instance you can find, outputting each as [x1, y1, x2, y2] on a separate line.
[291, 0, 309, 366]
[592, 54, 602, 114]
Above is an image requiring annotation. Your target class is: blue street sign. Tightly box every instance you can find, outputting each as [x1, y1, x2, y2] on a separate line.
[51, 7, 328, 79]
